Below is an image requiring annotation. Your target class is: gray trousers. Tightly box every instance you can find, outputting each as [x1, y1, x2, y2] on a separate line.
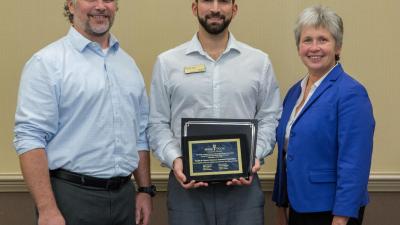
[167, 171, 265, 225]
[44, 176, 136, 225]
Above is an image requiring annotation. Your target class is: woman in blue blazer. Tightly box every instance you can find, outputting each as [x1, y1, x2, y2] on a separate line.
[272, 5, 375, 225]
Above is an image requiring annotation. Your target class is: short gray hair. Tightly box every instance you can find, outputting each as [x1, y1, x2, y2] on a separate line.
[294, 5, 343, 50]
[64, 1, 74, 23]
[63, 0, 118, 24]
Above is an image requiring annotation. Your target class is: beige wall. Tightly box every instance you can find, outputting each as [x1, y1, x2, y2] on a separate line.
[1, 0, 399, 175]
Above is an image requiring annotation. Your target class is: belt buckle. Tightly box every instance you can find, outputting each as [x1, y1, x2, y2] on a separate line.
[106, 179, 121, 190]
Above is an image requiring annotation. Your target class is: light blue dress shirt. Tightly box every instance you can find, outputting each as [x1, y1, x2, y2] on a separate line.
[148, 33, 281, 168]
[14, 27, 149, 178]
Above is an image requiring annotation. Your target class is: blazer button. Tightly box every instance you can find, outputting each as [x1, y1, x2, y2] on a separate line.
[290, 132, 295, 137]
[287, 155, 293, 161]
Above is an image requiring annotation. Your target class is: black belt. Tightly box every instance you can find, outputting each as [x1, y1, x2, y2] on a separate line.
[50, 169, 131, 190]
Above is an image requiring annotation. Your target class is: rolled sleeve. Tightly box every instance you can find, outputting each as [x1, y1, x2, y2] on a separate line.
[14, 137, 46, 155]
[14, 55, 59, 155]
[136, 84, 150, 151]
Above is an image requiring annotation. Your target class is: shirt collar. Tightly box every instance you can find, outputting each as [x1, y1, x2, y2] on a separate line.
[301, 62, 339, 89]
[67, 26, 119, 53]
[185, 32, 241, 56]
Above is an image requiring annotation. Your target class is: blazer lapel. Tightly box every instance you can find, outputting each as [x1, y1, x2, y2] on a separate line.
[278, 83, 302, 145]
[294, 64, 343, 123]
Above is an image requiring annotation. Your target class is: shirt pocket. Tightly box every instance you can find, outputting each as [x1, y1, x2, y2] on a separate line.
[309, 170, 337, 183]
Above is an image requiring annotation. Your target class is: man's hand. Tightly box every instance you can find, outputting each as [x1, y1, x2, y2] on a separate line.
[332, 216, 349, 225]
[172, 157, 208, 189]
[38, 207, 65, 225]
[19, 149, 65, 225]
[132, 150, 152, 225]
[275, 207, 288, 225]
[226, 158, 261, 186]
[135, 193, 152, 225]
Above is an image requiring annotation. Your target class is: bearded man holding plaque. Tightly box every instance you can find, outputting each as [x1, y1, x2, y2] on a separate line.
[148, 1, 281, 225]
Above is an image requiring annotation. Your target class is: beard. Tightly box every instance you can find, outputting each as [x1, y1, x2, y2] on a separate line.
[197, 12, 232, 35]
[85, 15, 114, 37]
[85, 21, 112, 37]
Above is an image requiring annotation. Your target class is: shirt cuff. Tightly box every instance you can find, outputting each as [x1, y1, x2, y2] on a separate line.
[256, 140, 275, 159]
[163, 141, 182, 169]
[14, 138, 46, 155]
[136, 142, 150, 151]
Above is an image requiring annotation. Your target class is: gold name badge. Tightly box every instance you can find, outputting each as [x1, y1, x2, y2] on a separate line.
[184, 64, 206, 74]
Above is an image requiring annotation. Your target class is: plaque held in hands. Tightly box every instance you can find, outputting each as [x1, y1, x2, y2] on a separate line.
[181, 118, 257, 182]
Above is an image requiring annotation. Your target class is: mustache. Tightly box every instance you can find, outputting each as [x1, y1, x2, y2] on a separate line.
[88, 9, 111, 17]
[89, 13, 110, 17]
[205, 12, 225, 20]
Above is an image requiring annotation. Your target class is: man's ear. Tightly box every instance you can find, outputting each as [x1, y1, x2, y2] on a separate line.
[67, 0, 75, 15]
[192, 2, 198, 17]
[232, 3, 238, 18]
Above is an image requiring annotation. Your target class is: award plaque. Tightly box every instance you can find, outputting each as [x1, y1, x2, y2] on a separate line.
[181, 118, 258, 182]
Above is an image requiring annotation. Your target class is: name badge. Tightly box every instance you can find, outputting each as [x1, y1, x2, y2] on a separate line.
[184, 64, 206, 74]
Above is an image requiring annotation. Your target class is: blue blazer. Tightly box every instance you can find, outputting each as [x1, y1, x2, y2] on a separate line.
[272, 64, 375, 218]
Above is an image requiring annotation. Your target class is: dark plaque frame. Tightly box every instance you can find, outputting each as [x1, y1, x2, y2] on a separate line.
[181, 118, 258, 182]
[182, 134, 248, 182]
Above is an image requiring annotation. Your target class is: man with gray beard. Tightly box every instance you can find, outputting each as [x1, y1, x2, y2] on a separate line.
[14, 1, 153, 225]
